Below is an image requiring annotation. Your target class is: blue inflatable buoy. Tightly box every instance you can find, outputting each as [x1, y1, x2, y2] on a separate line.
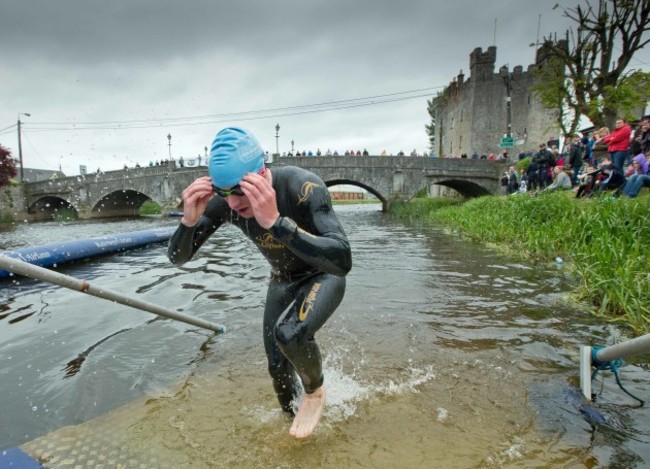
[0, 227, 175, 278]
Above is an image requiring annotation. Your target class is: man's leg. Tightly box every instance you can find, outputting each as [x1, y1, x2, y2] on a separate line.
[613, 151, 627, 172]
[263, 279, 301, 414]
[274, 273, 346, 437]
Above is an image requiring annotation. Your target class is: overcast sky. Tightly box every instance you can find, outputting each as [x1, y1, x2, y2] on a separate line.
[1, 0, 648, 175]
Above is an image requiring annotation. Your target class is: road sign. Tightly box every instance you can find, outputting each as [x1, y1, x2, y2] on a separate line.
[499, 136, 515, 148]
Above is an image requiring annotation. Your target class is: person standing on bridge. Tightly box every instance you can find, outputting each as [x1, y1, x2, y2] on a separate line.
[167, 126, 352, 438]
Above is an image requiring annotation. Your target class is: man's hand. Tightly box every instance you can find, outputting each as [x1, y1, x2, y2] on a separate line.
[180, 176, 214, 227]
[240, 172, 279, 229]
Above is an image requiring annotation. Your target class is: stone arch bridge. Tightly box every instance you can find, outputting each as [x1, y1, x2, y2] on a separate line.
[22, 156, 507, 220]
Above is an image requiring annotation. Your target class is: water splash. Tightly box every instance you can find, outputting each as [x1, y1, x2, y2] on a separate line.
[322, 349, 436, 422]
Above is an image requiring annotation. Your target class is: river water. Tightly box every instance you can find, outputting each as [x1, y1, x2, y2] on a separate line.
[0, 205, 648, 468]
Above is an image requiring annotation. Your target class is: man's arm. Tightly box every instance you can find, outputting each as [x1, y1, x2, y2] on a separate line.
[167, 211, 224, 265]
[270, 201, 352, 277]
[168, 178, 227, 266]
[241, 172, 352, 277]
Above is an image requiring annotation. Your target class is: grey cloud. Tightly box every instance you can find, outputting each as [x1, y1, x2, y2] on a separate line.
[0, 0, 585, 173]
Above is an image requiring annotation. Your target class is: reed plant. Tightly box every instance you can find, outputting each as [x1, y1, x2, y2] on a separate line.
[391, 192, 650, 333]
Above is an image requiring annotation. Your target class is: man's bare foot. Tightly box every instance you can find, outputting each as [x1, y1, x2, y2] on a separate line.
[290, 386, 326, 438]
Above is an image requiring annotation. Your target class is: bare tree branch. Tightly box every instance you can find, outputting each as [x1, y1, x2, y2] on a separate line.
[534, 0, 650, 131]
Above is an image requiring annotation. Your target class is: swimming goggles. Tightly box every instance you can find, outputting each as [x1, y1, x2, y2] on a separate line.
[213, 185, 245, 197]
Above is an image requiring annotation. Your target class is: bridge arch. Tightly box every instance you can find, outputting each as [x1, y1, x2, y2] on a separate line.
[325, 178, 388, 212]
[28, 196, 78, 221]
[427, 178, 493, 198]
[91, 189, 157, 218]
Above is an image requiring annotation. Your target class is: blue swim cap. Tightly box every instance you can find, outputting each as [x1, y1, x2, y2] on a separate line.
[209, 127, 265, 189]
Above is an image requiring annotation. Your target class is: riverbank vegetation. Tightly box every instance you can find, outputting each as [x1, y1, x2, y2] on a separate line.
[390, 192, 650, 333]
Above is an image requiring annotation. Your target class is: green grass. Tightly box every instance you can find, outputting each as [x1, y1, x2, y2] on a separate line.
[139, 200, 162, 215]
[54, 207, 77, 221]
[390, 192, 650, 333]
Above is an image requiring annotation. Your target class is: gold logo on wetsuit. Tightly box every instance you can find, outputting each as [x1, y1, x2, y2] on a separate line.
[257, 233, 283, 249]
[299, 282, 321, 321]
[298, 181, 320, 205]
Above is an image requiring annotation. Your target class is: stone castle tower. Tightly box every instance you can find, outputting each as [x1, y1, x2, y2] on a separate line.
[431, 45, 560, 157]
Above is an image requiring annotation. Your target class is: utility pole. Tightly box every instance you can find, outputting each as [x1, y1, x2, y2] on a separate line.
[17, 112, 31, 181]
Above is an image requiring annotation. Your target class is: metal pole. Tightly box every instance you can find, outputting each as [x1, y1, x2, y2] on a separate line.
[275, 124, 280, 155]
[0, 255, 226, 333]
[596, 333, 650, 362]
[505, 67, 512, 140]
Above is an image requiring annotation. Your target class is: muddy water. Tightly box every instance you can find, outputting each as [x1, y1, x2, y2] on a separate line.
[1, 206, 648, 468]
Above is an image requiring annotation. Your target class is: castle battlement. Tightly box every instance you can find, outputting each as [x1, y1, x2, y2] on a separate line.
[469, 46, 496, 68]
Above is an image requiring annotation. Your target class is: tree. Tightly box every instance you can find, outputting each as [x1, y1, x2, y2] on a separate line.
[425, 97, 436, 153]
[0, 144, 18, 188]
[533, 0, 650, 135]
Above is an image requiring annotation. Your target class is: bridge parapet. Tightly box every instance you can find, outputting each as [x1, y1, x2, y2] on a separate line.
[275, 156, 506, 202]
[25, 164, 178, 197]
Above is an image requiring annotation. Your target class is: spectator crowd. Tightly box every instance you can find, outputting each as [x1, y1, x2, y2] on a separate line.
[279, 148, 429, 157]
[500, 116, 650, 199]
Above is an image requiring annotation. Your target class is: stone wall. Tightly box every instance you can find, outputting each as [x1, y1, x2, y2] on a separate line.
[0, 186, 28, 223]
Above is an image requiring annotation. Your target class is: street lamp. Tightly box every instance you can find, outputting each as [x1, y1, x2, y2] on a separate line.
[17, 112, 31, 181]
[167, 133, 172, 160]
[275, 123, 280, 155]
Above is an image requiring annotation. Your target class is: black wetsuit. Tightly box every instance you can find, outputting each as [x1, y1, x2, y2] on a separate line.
[168, 166, 352, 413]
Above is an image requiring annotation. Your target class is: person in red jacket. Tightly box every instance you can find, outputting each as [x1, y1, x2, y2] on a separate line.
[597, 118, 632, 171]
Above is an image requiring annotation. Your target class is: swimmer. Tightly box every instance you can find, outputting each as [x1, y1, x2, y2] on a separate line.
[168, 127, 352, 438]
